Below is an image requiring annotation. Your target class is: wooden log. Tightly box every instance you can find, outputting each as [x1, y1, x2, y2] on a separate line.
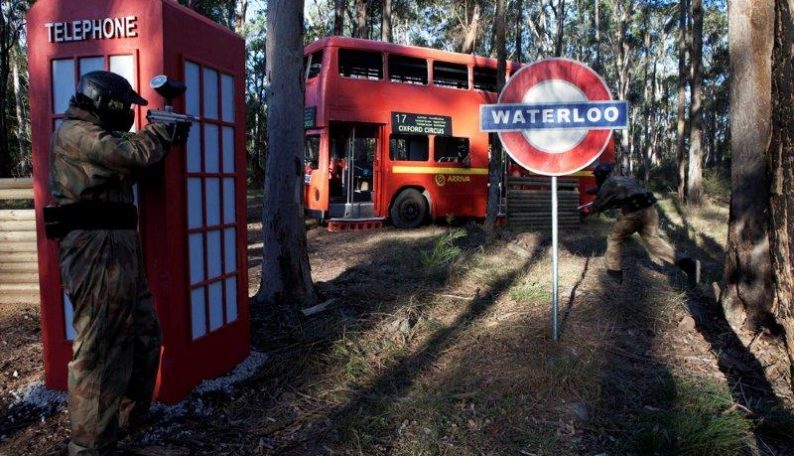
[0, 188, 35, 200]
[0, 177, 33, 190]
[0, 261, 38, 272]
[0, 209, 35, 221]
[0, 220, 36, 231]
[0, 231, 37, 242]
[0, 283, 40, 292]
[0, 242, 38, 253]
[0, 291, 40, 305]
[0, 272, 39, 284]
[0, 251, 38, 263]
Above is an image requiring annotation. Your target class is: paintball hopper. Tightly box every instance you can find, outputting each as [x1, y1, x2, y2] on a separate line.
[150, 75, 186, 106]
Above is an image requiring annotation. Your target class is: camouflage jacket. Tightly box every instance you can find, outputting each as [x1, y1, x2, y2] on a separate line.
[49, 106, 170, 206]
[591, 176, 653, 214]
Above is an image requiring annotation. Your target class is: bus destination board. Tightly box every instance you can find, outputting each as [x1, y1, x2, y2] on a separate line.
[391, 112, 451, 136]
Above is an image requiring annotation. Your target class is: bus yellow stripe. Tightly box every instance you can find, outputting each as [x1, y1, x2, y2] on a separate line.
[392, 166, 489, 175]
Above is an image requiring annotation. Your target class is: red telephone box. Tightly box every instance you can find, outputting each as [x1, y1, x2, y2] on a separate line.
[27, 0, 250, 403]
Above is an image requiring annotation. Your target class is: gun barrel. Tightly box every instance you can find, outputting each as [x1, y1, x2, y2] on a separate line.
[146, 110, 199, 124]
[577, 202, 594, 210]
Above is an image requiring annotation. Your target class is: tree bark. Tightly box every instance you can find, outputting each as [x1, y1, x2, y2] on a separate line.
[515, 0, 524, 62]
[485, 0, 506, 241]
[723, 0, 774, 333]
[235, 0, 248, 34]
[676, 0, 689, 199]
[381, 0, 393, 42]
[687, 0, 704, 206]
[334, 0, 346, 35]
[460, 2, 482, 54]
[355, 0, 368, 39]
[11, 47, 28, 176]
[554, 0, 565, 57]
[769, 0, 794, 383]
[256, 0, 317, 322]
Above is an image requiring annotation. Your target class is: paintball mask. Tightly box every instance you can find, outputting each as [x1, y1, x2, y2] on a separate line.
[73, 71, 148, 132]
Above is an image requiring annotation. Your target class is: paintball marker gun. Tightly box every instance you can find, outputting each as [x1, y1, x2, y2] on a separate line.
[146, 75, 199, 125]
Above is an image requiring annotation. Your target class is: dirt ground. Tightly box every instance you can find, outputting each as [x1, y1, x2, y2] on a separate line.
[2, 197, 794, 455]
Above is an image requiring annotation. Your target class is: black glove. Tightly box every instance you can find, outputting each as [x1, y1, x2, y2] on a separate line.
[167, 121, 191, 146]
[586, 187, 599, 195]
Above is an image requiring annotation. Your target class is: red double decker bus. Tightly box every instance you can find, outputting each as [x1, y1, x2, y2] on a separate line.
[302, 37, 611, 228]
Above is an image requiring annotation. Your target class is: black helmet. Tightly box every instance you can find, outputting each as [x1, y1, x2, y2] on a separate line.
[593, 163, 614, 188]
[73, 71, 148, 132]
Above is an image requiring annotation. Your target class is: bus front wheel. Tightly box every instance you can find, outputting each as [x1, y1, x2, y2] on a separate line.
[390, 189, 428, 229]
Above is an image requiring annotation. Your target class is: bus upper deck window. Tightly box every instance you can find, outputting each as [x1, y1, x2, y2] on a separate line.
[435, 136, 470, 164]
[390, 134, 428, 161]
[389, 55, 428, 85]
[305, 136, 320, 169]
[433, 61, 469, 89]
[339, 49, 383, 80]
[473, 67, 497, 92]
[306, 50, 323, 80]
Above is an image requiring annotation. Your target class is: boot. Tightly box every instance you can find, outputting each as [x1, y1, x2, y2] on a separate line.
[606, 269, 623, 284]
[676, 257, 700, 289]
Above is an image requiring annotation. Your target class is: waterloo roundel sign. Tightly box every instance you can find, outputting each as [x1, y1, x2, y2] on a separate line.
[481, 58, 628, 176]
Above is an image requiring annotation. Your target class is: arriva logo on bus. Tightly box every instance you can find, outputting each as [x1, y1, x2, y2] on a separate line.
[45, 16, 139, 43]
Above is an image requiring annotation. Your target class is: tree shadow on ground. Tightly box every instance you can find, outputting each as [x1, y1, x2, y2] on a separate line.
[655, 202, 794, 453]
[271, 239, 547, 454]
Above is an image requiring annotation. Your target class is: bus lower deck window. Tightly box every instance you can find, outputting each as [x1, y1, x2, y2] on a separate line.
[389, 54, 428, 85]
[435, 136, 470, 164]
[339, 49, 383, 80]
[473, 67, 497, 92]
[433, 61, 468, 89]
[390, 134, 428, 161]
[305, 136, 320, 169]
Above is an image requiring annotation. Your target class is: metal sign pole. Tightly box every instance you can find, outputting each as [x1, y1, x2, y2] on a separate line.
[551, 176, 559, 341]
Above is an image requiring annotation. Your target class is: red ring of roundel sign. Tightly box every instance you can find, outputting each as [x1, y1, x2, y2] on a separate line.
[497, 58, 614, 176]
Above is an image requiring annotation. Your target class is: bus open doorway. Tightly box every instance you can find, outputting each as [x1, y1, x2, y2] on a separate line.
[307, 123, 383, 223]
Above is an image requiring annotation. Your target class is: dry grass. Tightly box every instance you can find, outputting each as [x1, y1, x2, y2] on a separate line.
[2, 196, 793, 455]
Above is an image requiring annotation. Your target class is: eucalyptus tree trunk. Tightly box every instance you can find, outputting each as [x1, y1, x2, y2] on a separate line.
[460, 2, 482, 54]
[12, 47, 28, 175]
[687, 0, 704, 206]
[382, 0, 393, 42]
[334, 0, 346, 35]
[355, 0, 369, 39]
[723, 0, 773, 334]
[768, 0, 794, 385]
[515, 0, 524, 62]
[485, 0, 506, 241]
[553, 0, 565, 57]
[256, 0, 318, 322]
[676, 0, 689, 199]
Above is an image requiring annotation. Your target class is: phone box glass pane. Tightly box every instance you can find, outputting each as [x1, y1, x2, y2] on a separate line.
[186, 125, 201, 172]
[187, 178, 203, 228]
[224, 228, 236, 273]
[207, 230, 222, 278]
[79, 57, 104, 75]
[204, 124, 220, 173]
[222, 127, 234, 173]
[191, 287, 207, 339]
[185, 62, 201, 117]
[223, 178, 235, 224]
[202, 68, 219, 120]
[189, 233, 205, 284]
[221, 74, 234, 122]
[208, 282, 223, 331]
[64, 292, 76, 341]
[225, 277, 237, 323]
[205, 178, 221, 226]
[109, 55, 135, 89]
[52, 59, 75, 114]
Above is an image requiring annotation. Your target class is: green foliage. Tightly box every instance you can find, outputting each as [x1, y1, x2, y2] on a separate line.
[630, 377, 754, 455]
[420, 229, 465, 272]
[703, 166, 731, 202]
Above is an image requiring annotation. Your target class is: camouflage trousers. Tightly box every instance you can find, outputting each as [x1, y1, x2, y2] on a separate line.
[59, 229, 162, 456]
[605, 206, 678, 272]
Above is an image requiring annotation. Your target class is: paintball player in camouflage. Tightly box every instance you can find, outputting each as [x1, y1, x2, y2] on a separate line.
[46, 71, 190, 455]
[588, 163, 699, 287]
